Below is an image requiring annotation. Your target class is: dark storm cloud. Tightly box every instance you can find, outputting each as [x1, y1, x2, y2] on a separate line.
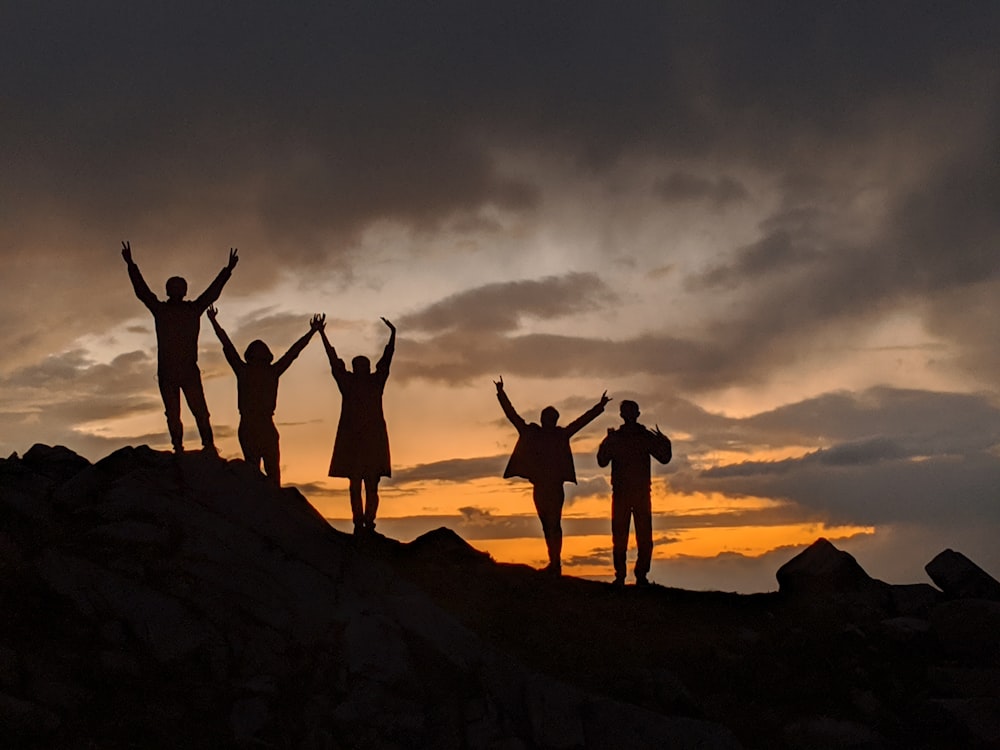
[400, 274, 616, 334]
[654, 172, 748, 208]
[651, 387, 1000, 526]
[3, 3, 1000, 402]
[388, 455, 508, 484]
[691, 231, 818, 290]
[5, 3, 997, 249]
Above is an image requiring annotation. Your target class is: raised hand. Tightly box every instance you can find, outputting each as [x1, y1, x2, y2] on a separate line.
[227, 247, 239, 271]
[494, 375, 504, 393]
[599, 390, 612, 407]
[206, 304, 218, 321]
[310, 313, 326, 331]
[380, 317, 395, 332]
[121, 240, 133, 264]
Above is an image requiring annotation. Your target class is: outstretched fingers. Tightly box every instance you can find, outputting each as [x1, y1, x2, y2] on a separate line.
[228, 247, 239, 270]
[206, 304, 218, 320]
[380, 316, 396, 332]
[121, 240, 132, 262]
[310, 313, 326, 331]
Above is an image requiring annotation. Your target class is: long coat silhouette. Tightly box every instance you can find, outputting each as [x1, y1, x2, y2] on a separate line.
[320, 319, 396, 534]
[122, 241, 237, 453]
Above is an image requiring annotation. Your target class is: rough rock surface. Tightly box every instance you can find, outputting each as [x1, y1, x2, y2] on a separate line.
[3, 444, 1000, 749]
[1, 444, 739, 749]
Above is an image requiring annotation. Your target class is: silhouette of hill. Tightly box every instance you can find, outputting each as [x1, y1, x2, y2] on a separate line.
[2, 445, 999, 749]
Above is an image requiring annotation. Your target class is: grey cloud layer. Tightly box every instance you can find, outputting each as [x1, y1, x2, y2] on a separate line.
[4, 4, 1000, 394]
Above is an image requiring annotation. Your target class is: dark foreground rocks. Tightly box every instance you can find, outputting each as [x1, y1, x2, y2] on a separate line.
[1, 444, 739, 749]
[2, 445, 1000, 748]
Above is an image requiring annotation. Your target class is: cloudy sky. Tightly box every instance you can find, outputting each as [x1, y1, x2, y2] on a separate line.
[3, 3, 999, 591]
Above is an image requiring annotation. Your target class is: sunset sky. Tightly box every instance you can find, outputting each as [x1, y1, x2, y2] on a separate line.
[3, 3, 999, 591]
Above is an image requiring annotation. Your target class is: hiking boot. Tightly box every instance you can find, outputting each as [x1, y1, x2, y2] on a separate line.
[541, 563, 561, 577]
[201, 444, 219, 458]
[635, 574, 651, 587]
[611, 575, 625, 588]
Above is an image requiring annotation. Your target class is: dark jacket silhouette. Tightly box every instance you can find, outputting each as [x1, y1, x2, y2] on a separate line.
[597, 400, 672, 585]
[207, 306, 322, 485]
[122, 240, 237, 453]
[320, 319, 396, 534]
[496, 377, 610, 574]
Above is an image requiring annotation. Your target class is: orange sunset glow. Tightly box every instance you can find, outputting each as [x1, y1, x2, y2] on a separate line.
[3, 4, 1000, 595]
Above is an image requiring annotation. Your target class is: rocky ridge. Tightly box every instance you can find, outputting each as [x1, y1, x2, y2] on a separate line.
[2, 443, 999, 749]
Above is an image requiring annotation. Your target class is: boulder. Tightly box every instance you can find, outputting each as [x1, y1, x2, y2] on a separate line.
[925, 549, 1000, 601]
[776, 538, 876, 595]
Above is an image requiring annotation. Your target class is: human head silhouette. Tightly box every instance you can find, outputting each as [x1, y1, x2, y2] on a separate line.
[540, 406, 560, 428]
[244, 340, 274, 365]
[352, 355, 371, 374]
[620, 400, 640, 423]
[165, 276, 188, 300]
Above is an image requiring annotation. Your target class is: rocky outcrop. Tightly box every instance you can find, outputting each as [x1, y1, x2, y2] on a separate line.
[925, 548, 1000, 601]
[5, 443, 1000, 749]
[0, 444, 740, 749]
[775, 537, 880, 595]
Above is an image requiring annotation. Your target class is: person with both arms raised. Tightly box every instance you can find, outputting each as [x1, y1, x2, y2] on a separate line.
[319, 317, 396, 536]
[206, 305, 325, 486]
[495, 376, 611, 576]
[121, 240, 238, 455]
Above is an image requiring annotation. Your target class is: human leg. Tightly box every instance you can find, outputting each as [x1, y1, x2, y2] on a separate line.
[349, 478, 364, 533]
[610, 492, 632, 583]
[633, 494, 653, 581]
[363, 476, 380, 530]
[261, 423, 281, 486]
[180, 373, 215, 452]
[158, 378, 184, 452]
[237, 421, 260, 469]
[533, 482, 565, 572]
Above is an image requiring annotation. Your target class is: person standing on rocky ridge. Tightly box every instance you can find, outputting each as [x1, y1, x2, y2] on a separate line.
[597, 400, 672, 587]
[319, 317, 396, 536]
[121, 240, 238, 455]
[495, 376, 611, 576]
[206, 306, 325, 485]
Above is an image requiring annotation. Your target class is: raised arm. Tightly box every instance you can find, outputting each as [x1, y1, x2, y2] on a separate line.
[597, 430, 614, 468]
[375, 317, 396, 377]
[318, 327, 347, 379]
[275, 314, 324, 376]
[565, 391, 612, 436]
[206, 305, 242, 372]
[495, 376, 527, 433]
[194, 247, 239, 311]
[648, 425, 673, 465]
[121, 240, 158, 310]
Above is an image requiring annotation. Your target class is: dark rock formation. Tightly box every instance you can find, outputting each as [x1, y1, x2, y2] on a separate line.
[0, 444, 740, 749]
[775, 537, 879, 595]
[926, 548, 1000, 601]
[3, 444, 1000, 749]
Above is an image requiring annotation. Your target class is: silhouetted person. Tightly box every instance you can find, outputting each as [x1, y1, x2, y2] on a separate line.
[122, 240, 238, 454]
[495, 376, 611, 575]
[597, 400, 672, 586]
[320, 318, 396, 535]
[207, 305, 324, 485]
